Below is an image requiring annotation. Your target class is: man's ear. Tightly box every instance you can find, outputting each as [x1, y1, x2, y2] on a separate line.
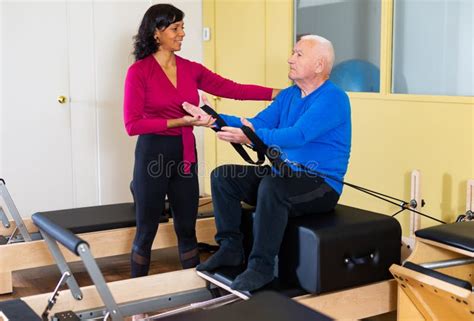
[315, 58, 325, 74]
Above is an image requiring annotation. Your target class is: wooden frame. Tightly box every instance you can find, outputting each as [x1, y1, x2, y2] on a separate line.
[0, 199, 216, 294]
[401, 170, 422, 262]
[467, 179, 473, 215]
[390, 237, 473, 320]
[296, 279, 397, 319]
[21, 269, 396, 320]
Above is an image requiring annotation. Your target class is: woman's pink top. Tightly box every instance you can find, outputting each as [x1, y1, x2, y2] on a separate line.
[123, 55, 272, 172]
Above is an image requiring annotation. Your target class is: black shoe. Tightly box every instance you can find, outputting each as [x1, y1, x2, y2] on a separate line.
[230, 268, 274, 292]
[196, 248, 244, 271]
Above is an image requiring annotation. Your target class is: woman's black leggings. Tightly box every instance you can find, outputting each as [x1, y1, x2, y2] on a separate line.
[131, 134, 200, 277]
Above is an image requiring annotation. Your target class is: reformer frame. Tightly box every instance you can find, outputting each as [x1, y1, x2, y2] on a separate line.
[16, 211, 397, 320]
[20, 271, 396, 320]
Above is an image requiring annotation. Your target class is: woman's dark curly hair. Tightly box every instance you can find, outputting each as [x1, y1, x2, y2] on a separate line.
[133, 4, 184, 61]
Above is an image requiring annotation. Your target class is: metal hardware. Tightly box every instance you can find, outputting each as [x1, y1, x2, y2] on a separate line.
[0, 180, 32, 241]
[202, 27, 211, 41]
[57, 95, 67, 104]
[41, 231, 83, 300]
[42, 271, 71, 320]
[149, 294, 238, 320]
[420, 257, 474, 270]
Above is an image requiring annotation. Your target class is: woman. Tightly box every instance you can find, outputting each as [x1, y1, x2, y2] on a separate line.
[124, 4, 279, 278]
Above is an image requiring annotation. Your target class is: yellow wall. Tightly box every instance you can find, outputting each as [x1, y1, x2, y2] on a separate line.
[203, 0, 473, 233]
[342, 94, 473, 230]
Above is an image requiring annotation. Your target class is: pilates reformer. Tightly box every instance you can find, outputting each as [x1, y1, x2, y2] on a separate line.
[196, 178, 474, 320]
[0, 178, 216, 294]
[1, 199, 470, 320]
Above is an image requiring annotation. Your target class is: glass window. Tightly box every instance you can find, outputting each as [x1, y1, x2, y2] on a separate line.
[392, 0, 473, 96]
[295, 0, 381, 92]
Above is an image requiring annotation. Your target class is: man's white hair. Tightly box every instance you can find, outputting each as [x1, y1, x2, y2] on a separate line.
[301, 35, 335, 73]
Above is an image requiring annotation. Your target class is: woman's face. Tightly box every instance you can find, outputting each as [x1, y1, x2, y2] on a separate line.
[155, 20, 185, 52]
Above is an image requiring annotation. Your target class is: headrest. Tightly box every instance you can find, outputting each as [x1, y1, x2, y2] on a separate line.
[415, 221, 474, 252]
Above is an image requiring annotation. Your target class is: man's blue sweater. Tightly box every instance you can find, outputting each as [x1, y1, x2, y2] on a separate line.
[220, 80, 351, 194]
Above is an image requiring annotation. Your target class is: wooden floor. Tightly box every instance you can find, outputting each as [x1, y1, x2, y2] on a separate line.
[0, 246, 193, 302]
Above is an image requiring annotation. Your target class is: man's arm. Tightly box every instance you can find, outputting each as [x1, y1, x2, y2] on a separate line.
[256, 94, 349, 148]
[219, 94, 284, 130]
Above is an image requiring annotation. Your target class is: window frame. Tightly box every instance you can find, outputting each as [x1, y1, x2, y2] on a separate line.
[293, 0, 473, 102]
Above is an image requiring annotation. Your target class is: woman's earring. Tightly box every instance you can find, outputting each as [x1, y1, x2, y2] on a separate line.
[155, 37, 160, 45]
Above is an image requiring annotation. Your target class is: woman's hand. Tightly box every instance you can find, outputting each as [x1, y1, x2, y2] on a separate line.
[181, 95, 217, 127]
[182, 95, 213, 118]
[182, 114, 216, 127]
[182, 102, 208, 118]
[167, 114, 215, 128]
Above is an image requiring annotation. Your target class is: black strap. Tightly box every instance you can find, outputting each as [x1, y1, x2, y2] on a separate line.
[200, 105, 265, 165]
[241, 125, 293, 176]
[201, 105, 227, 130]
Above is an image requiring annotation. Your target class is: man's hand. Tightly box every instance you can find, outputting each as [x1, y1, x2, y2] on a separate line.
[241, 117, 254, 131]
[216, 118, 254, 144]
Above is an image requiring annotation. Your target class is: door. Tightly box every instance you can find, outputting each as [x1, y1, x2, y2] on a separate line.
[1, 2, 74, 216]
[87, 1, 150, 205]
[1, 0, 208, 217]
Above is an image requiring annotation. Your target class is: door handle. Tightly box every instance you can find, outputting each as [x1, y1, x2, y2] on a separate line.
[57, 96, 67, 104]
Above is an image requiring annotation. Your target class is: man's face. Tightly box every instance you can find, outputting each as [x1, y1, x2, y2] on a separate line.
[287, 39, 318, 81]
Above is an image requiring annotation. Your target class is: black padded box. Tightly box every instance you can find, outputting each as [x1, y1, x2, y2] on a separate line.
[242, 204, 401, 294]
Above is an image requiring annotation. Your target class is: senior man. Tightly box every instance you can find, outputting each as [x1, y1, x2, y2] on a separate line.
[186, 35, 351, 292]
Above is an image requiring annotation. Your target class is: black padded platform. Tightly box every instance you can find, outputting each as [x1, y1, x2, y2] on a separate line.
[415, 221, 474, 252]
[0, 299, 41, 321]
[34, 201, 213, 235]
[35, 203, 137, 234]
[242, 204, 401, 294]
[160, 291, 332, 321]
